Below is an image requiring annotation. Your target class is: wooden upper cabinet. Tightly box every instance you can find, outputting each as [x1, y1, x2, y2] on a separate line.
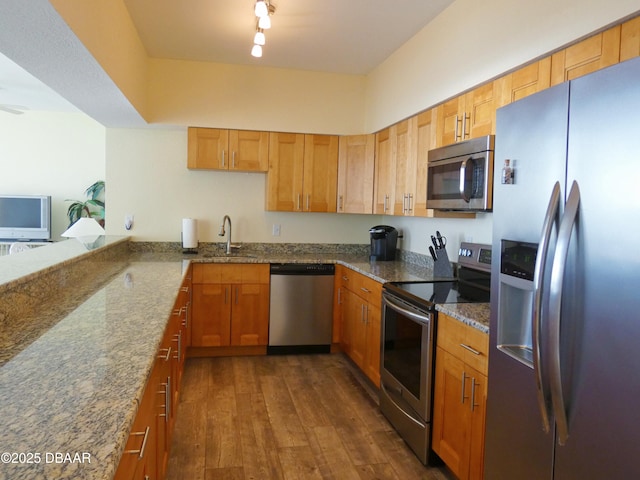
[435, 82, 499, 147]
[495, 57, 552, 107]
[303, 134, 339, 212]
[392, 119, 414, 216]
[412, 109, 437, 217]
[373, 127, 395, 214]
[550, 25, 621, 85]
[266, 132, 305, 211]
[188, 127, 228, 169]
[337, 134, 375, 214]
[187, 127, 268, 172]
[266, 133, 338, 212]
[229, 130, 269, 171]
[621, 16, 640, 62]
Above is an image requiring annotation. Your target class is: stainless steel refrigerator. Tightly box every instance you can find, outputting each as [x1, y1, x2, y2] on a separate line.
[485, 55, 640, 479]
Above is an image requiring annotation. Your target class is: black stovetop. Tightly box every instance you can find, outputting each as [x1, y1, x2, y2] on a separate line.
[383, 278, 490, 310]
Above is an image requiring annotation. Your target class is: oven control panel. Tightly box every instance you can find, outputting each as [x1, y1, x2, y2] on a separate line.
[458, 242, 492, 273]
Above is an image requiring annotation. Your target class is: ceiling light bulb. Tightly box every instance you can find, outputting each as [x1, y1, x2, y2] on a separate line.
[258, 15, 271, 29]
[251, 44, 263, 58]
[254, 1, 268, 17]
[254, 30, 266, 46]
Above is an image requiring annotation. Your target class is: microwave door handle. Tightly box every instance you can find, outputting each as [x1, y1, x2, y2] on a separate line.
[459, 158, 470, 202]
[548, 180, 580, 446]
[532, 181, 562, 434]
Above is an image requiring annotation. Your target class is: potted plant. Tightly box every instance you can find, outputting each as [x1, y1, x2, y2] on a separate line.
[66, 180, 105, 227]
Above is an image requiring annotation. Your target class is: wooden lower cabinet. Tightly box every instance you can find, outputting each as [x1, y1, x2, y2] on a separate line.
[432, 313, 488, 480]
[336, 265, 382, 386]
[116, 273, 190, 480]
[191, 264, 270, 349]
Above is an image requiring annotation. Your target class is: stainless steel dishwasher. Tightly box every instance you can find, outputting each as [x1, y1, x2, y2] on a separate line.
[268, 263, 335, 354]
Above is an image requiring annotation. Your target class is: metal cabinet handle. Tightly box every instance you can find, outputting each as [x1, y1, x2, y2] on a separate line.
[158, 347, 171, 362]
[180, 286, 189, 293]
[408, 193, 413, 213]
[360, 287, 370, 294]
[338, 195, 343, 211]
[232, 151, 236, 169]
[463, 112, 470, 139]
[297, 194, 302, 211]
[306, 194, 310, 211]
[454, 114, 460, 141]
[549, 180, 580, 446]
[383, 194, 389, 212]
[461, 371, 468, 404]
[221, 150, 226, 168]
[532, 181, 561, 434]
[471, 377, 479, 412]
[173, 332, 182, 361]
[460, 343, 481, 355]
[124, 426, 150, 459]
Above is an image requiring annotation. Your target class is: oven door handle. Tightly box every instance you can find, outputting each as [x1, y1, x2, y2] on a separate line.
[383, 294, 431, 326]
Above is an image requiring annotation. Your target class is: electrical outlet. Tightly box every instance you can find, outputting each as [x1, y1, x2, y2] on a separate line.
[272, 224, 281, 236]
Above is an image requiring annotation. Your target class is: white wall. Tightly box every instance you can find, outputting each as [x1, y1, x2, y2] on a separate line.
[0, 111, 105, 240]
[105, 128, 379, 244]
[365, 0, 640, 132]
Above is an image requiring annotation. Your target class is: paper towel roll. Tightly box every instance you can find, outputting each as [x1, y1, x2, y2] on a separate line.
[182, 218, 198, 249]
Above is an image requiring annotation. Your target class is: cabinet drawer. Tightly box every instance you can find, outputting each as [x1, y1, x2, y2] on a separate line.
[338, 267, 382, 305]
[192, 263, 269, 284]
[437, 313, 489, 376]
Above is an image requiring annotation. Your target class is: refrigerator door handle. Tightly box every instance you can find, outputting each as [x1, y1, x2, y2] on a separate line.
[548, 180, 581, 446]
[532, 181, 562, 434]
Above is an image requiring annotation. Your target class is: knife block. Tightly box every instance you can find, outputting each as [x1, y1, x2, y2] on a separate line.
[433, 247, 454, 278]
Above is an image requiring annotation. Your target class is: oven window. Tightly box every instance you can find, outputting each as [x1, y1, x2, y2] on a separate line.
[383, 306, 425, 399]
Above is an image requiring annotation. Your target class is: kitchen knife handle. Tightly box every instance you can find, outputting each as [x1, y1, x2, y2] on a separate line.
[549, 180, 580, 446]
[532, 181, 561, 434]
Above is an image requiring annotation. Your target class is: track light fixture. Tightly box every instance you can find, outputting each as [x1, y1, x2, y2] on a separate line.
[251, 1, 275, 58]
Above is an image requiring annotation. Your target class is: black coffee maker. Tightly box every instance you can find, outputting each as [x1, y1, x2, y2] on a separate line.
[369, 225, 398, 261]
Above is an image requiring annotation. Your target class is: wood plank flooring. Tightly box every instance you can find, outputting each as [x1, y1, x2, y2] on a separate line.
[166, 354, 453, 480]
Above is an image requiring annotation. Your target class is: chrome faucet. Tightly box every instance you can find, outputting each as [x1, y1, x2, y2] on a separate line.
[218, 215, 234, 254]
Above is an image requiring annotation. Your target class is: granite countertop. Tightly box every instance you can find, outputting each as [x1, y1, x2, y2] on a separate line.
[0, 240, 489, 479]
[0, 259, 187, 480]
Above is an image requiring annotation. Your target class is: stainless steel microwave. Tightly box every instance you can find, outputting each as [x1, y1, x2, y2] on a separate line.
[427, 135, 495, 211]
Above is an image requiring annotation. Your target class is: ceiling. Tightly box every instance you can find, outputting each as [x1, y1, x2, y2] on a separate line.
[0, 0, 453, 119]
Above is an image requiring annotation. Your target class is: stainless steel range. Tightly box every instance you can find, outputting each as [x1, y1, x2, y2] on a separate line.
[379, 242, 491, 465]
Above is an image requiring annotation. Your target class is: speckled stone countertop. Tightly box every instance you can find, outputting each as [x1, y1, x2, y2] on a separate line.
[0, 239, 488, 479]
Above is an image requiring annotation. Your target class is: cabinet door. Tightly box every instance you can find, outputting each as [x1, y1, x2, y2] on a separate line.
[303, 134, 339, 212]
[432, 346, 469, 479]
[621, 16, 640, 61]
[412, 110, 436, 217]
[229, 130, 269, 172]
[550, 25, 621, 85]
[230, 283, 270, 346]
[363, 303, 381, 387]
[266, 132, 305, 211]
[467, 368, 488, 480]
[337, 134, 375, 214]
[436, 95, 465, 146]
[187, 127, 229, 170]
[373, 127, 395, 214]
[496, 58, 551, 106]
[392, 120, 415, 216]
[191, 284, 231, 346]
[465, 82, 499, 138]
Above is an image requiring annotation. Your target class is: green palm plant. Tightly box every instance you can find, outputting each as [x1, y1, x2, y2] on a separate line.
[66, 180, 105, 227]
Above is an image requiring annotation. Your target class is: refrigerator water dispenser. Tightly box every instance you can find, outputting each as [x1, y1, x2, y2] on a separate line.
[497, 240, 538, 367]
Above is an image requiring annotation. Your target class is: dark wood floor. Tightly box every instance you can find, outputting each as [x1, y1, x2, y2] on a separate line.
[166, 353, 453, 480]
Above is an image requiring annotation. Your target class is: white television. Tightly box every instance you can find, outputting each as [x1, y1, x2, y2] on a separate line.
[0, 195, 52, 241]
